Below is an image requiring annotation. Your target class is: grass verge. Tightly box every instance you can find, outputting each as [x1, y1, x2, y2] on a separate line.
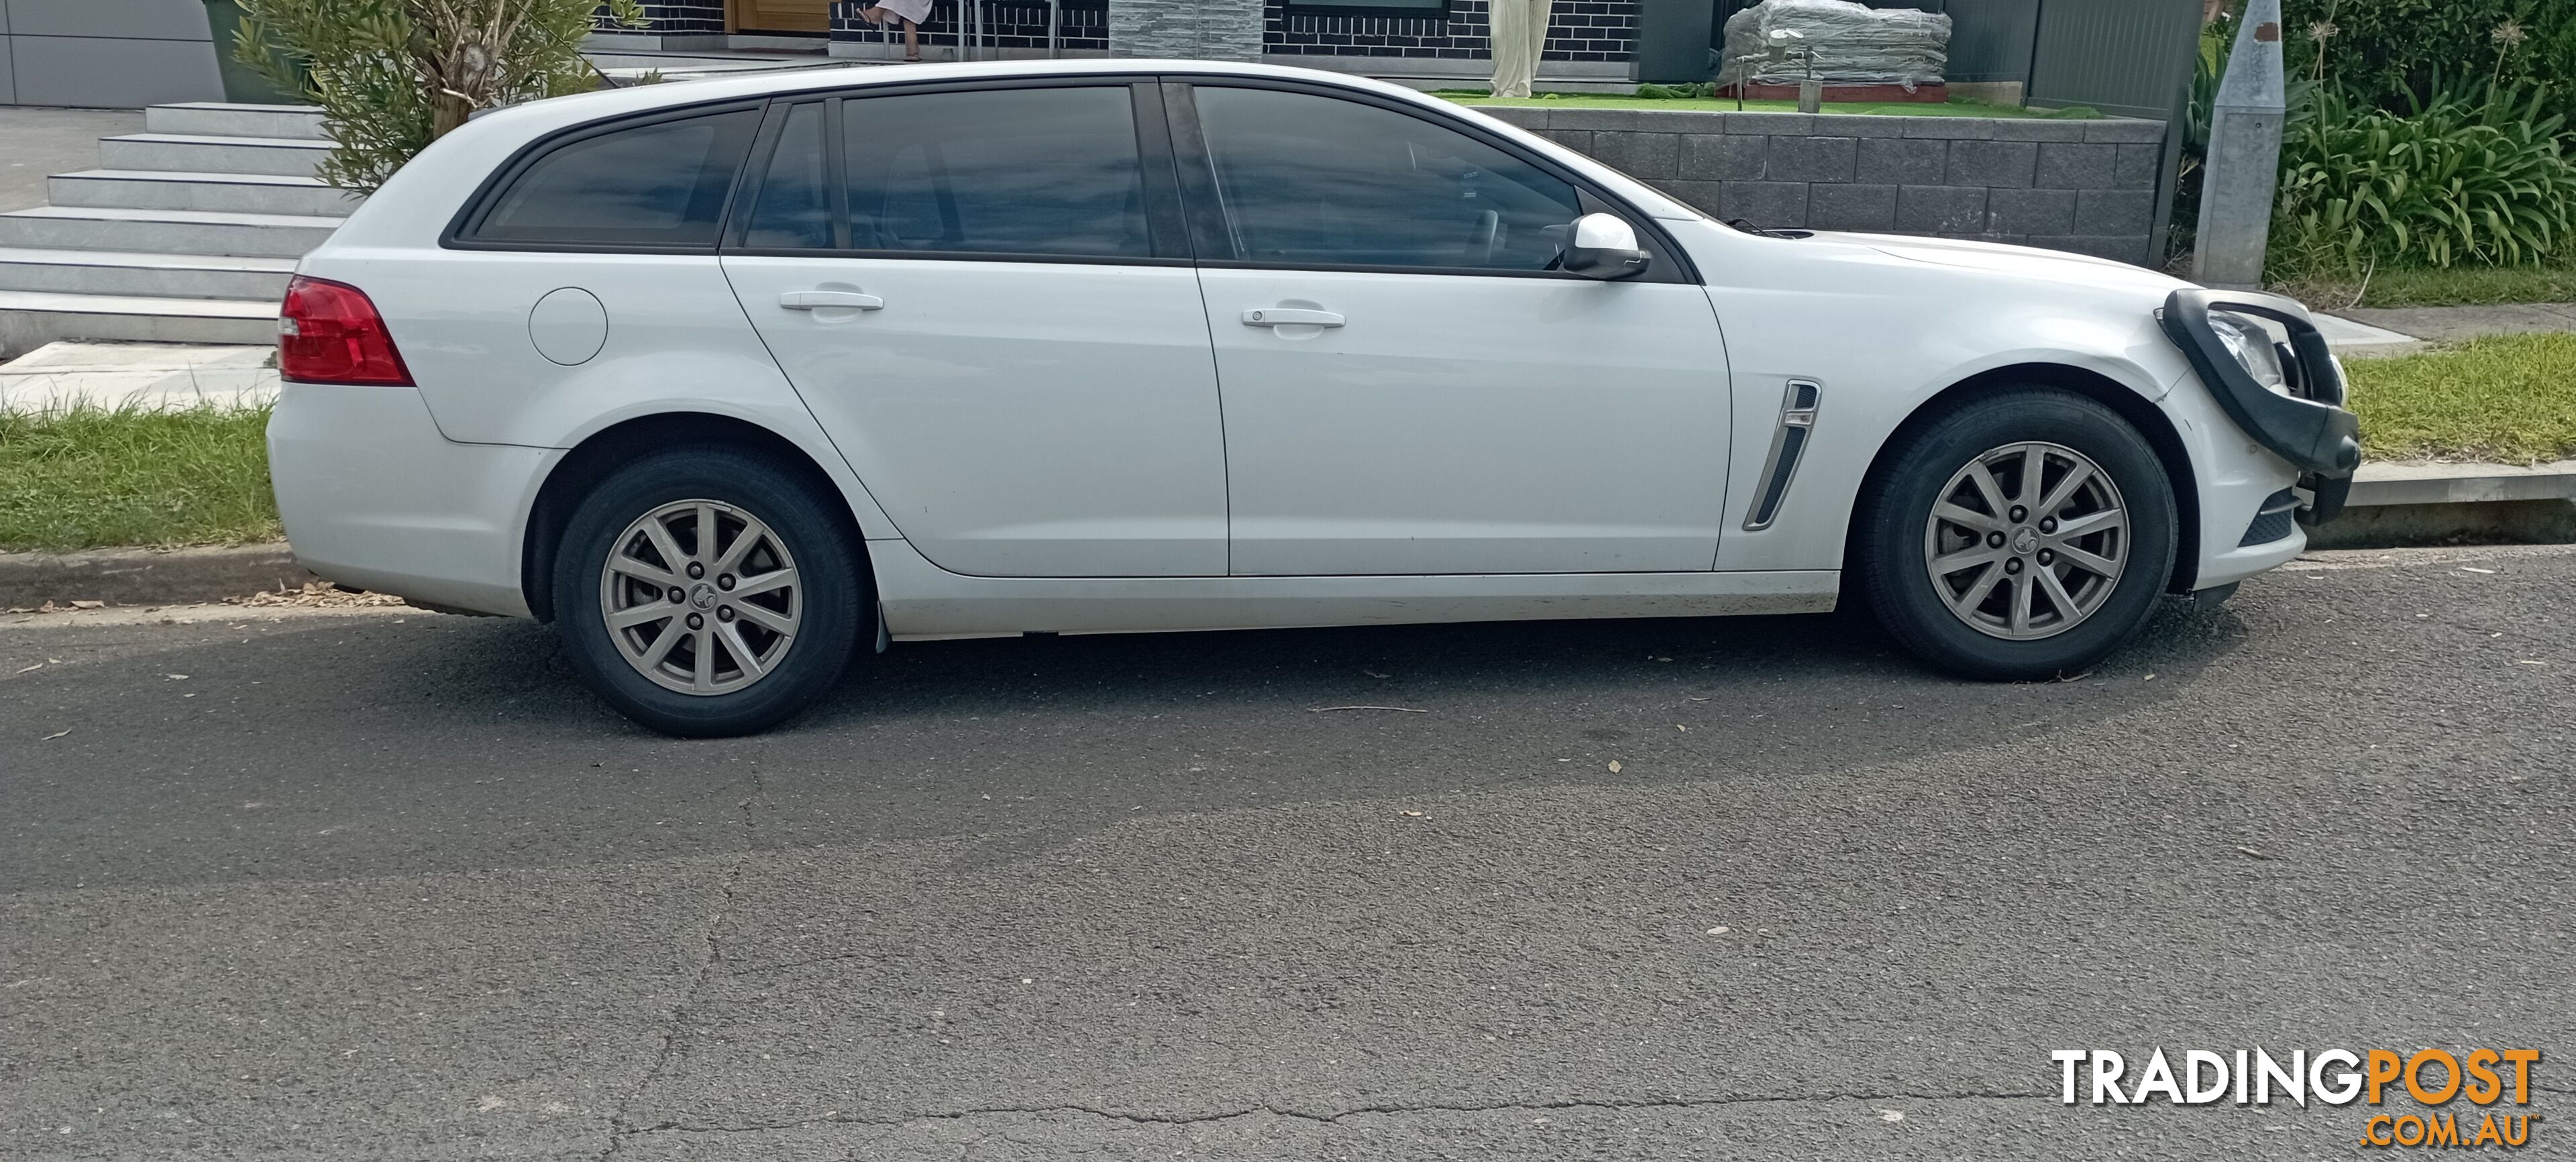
[0, 405, 280, 553]
[0, 338, 2563, 554]
[1437, 91, 2076, 119]
[2345, 333, 2576, 464]
[2275, 261, 2576, 309]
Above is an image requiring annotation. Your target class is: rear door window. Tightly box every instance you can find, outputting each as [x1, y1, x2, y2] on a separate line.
[464, 107, 761, 249]
[843, 86, 1153, 260]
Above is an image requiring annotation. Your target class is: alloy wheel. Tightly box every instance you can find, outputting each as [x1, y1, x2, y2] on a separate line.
[598, 499, 802, 695]
[1921, 441, 2129, 641]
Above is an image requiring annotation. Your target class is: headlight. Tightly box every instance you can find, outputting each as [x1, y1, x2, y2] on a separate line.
[2207, 309, 2290, 394]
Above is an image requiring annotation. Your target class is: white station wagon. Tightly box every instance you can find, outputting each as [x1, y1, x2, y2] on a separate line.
[268, 60, 2361, 736]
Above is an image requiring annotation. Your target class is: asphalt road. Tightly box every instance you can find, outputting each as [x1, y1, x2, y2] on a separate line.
[3, 546, 2569, 1161]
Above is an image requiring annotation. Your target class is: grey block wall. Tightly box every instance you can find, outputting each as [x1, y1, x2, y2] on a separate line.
[1111, 0, 1263, 62]
[1487, 106, 2170, 266]
[1, 0, 225, 107]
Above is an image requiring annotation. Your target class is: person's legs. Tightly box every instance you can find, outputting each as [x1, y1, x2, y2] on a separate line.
[901, 17, 920, 60]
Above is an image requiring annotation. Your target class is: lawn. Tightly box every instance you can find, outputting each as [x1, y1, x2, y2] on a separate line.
[0, 405, 280, 553]
[2276, 262, 2576, 310]
[2344, 333, 2576, 464]
[1438, 90, 2090, 119]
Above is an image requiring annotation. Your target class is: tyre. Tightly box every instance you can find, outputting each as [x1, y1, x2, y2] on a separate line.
[1855, 388, 2178, 681]
[553, 446, 867, 737]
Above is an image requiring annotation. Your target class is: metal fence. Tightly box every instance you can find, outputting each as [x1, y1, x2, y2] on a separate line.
[1837, 0, 2205, 121]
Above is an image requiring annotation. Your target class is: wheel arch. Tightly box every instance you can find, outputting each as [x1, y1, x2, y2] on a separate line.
[1847, 363, 2203, 594]
[521, 412, 873, 623]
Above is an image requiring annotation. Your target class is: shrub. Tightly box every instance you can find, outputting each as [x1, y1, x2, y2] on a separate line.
[2269, 84, 2576, 275]
[230, 0, 643, 193]
[2282, 0, 2576, 123]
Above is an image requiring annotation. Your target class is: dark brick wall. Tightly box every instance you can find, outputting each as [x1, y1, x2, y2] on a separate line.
[617, 1, 1642, 61]
[606, 1, 726, 35]
[1263, 1, 1637, 62]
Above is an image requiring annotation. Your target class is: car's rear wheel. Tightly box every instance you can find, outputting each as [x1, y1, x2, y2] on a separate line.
[1856, 388, 2177, 680]
[554, 447, 865, 736]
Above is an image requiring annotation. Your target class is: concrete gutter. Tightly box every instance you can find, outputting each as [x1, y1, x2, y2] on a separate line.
[6, 463, 2571, 609]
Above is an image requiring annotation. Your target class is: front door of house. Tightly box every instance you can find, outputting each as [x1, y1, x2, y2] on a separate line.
[735, 0, 828, 33]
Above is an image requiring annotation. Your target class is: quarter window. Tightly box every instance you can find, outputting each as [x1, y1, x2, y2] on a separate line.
[466, 108, 761, 248]
[743, 102, 833, 249]
[1189, 86, 1584, 272]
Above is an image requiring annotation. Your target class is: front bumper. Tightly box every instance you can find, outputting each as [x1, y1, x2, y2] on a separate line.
[267, 381, 554, 617]
[2159, 288, 2361, 525]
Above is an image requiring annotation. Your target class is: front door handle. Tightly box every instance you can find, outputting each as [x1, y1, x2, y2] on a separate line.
[1242, 307, 1343, 328]
[781, 290, 883, 311]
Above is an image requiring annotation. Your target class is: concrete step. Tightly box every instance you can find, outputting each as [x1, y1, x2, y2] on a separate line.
[48, 169, 360, 218]
[0, 290, 278, 355]
[144, 102, 330, 142]
[0, 248, 298, 301]
[97, 133, 332, 178]
[0, 206, 340, 260]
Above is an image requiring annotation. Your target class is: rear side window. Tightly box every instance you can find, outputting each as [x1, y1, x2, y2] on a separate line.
[843, 86, 1151, 259]
[464, 108, 761, 249]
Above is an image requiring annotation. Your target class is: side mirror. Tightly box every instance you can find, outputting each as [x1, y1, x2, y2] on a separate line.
[1562, 213, 1651, 280]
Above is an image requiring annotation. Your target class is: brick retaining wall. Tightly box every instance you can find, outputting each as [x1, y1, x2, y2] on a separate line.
[1480, 107, 2171, 266]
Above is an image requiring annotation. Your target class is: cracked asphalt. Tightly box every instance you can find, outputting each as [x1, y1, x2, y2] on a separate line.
[3, 545, 2570, 1161]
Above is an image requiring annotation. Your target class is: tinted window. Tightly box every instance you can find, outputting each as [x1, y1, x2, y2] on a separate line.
[845, 86, 1150, 258]
[1191, 86, 1583, 271]
[743, 102, 832, 249]
[470, 109, 759, 248]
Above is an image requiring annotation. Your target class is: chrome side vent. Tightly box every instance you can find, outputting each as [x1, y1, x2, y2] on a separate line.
[1743, 379, 1823, 531]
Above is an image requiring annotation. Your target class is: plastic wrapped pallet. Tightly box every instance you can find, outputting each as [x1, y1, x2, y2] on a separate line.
[1716, 0, 1952, 88]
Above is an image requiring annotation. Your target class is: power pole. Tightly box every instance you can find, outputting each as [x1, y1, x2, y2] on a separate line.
[2192, 0, 2285, 290]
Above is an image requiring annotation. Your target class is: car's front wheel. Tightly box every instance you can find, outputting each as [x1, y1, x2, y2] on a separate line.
[553, 447, 867, 736]
[1856, 388, 2178, 680]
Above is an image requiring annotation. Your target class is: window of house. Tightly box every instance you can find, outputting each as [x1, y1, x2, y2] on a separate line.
[465, 108, 761, 249]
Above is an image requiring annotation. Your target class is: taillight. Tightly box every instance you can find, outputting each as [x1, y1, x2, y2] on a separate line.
[278, 275, 413, 386]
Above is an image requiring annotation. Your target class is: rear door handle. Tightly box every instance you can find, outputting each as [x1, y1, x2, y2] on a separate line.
[781, 290, 883, 311]
[1242, 308, 1343, 328]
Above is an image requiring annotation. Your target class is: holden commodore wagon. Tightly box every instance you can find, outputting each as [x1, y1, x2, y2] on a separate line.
[267, 60, 2361, 736]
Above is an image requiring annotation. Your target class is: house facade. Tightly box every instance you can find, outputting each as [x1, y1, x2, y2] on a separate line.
[596, 1, 1649, 89]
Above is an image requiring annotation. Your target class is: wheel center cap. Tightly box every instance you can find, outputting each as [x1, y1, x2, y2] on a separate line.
[2012, 528, 2038, 554]
[689, 582, 718, 610]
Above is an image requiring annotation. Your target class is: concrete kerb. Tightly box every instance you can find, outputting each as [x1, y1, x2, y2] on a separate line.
[0, 543, 320, 611]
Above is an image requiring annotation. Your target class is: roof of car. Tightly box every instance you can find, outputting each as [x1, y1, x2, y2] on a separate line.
[473, 58, 1434, 137]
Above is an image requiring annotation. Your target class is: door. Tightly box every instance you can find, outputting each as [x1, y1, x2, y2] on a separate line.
[734, 0, 830, 34]
[723, 83, 1228, 578]
[1175, 83, 1735, 576]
